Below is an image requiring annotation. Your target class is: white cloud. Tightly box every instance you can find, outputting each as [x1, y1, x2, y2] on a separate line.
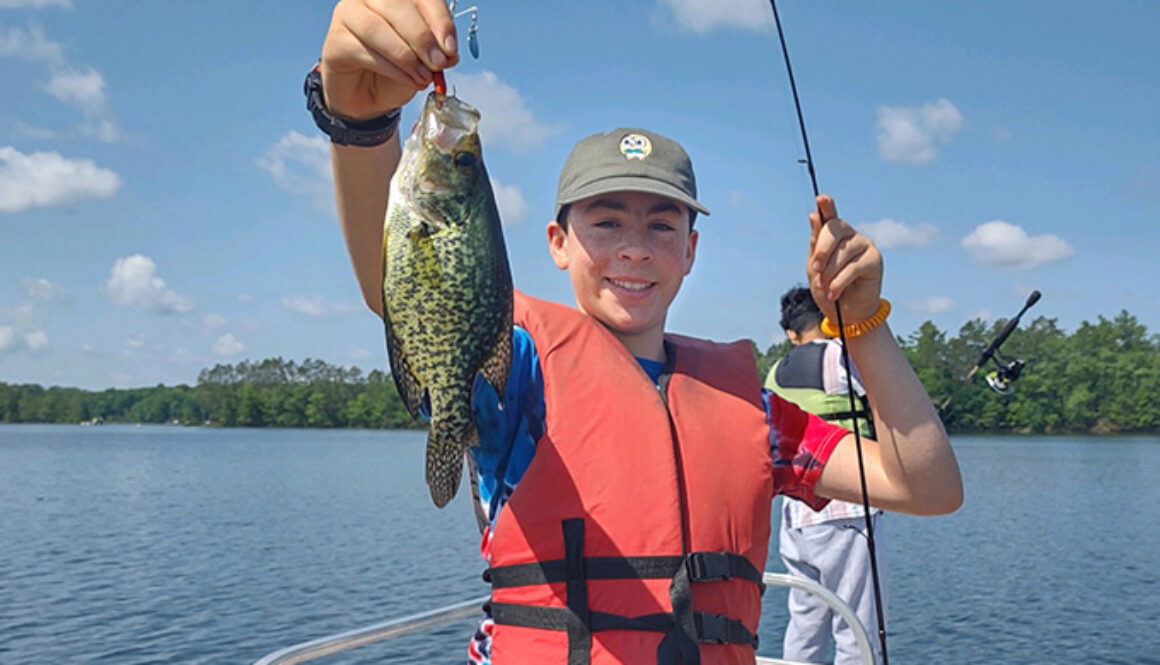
[22, 276, 68, 301]
[490, 176, 527, 226]
[237, 292, 253, 304]
[659, 0, 770, 33]
[860, 218, 939, 249]
[0, 21, 65, 64]
[992, 126, 1012, 143]
[11, 119, 58, 139]
[961, 220, 1074, 269]
[212, 333, 244, 356]
[46, 67, 104, 109]
[876, 98, 963, 165]
[125, 335, 145, 349]
[0, 146, 121, 212]
[451, 71, 561, 152]
[908, 296, 953, 314]
[103, 254, 194, 314]
[281, 295, 360, 317]
[0, 325, 48, 352]
[259, 131, 334, 212]
[0, 0, 72, 8]
[44, 67, 120, 142]
[1, 23, 121, 141]
[203, 314, 225, 329]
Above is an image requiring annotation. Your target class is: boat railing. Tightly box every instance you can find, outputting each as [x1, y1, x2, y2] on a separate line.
[253, 572, 874, 665]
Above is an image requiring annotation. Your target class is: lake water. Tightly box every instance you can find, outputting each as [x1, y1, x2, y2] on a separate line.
[1, 425, 1158, 665]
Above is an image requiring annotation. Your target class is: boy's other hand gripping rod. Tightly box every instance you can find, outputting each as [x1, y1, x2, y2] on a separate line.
[768, 1, 889, 663]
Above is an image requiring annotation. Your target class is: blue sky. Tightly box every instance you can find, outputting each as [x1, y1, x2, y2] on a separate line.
[2, 0, 1158, 390]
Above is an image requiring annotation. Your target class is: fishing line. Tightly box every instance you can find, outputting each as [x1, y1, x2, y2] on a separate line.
[768, 1, 890, 662]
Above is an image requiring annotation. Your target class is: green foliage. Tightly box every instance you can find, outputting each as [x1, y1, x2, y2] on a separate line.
[756, 309, 1160, 434]
[1, 357, 420, 429]
[4, 311, 1159, 433]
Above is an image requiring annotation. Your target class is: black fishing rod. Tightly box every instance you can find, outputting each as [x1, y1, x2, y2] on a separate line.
[938, 290, 1041, 412]
[767, 2, 889, 662]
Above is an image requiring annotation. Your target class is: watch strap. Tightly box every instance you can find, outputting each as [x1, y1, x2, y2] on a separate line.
[304, 65, 401, 148]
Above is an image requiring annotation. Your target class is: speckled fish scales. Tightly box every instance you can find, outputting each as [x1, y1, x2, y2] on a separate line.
[382, 92, 512, 508]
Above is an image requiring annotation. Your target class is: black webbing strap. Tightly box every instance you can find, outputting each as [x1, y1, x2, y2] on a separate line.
[487, 534, 764, 664]
[486, 551, 764, 591]
[563, 518, 590, 665]
[819, 409, 872, 422]
[488, 603, 758, 649]
[659, 558, 701, 664]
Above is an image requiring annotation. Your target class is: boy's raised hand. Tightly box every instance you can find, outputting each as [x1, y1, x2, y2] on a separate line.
[320, 0, 460, 121]
[807, 195, 884, 325]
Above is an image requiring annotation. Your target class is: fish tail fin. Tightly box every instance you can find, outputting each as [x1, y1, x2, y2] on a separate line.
[426, 419, 475, 508]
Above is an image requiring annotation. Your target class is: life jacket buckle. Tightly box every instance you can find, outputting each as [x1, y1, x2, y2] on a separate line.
[687, 552, 733, 582]
[694, 612, 730, 645]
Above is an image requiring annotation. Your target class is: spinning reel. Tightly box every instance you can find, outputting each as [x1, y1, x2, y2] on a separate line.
[984, 351, 1026, 395]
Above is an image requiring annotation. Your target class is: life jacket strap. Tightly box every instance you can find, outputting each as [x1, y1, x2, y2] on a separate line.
[487, 521, 762, 665]
[486, 603, 759, 648]
[556, 518, 591, 665]
[819, 409, 872, 422]
[485, 551, 764, 590]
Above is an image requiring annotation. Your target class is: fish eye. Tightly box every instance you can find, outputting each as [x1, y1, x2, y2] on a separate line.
[454, 152, 477, 168]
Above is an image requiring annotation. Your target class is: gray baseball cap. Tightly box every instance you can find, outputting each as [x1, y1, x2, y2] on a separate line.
[555, 128, 710, 219]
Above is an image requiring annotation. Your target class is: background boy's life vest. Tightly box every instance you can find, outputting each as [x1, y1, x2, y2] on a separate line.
[766, 341, 876, 439]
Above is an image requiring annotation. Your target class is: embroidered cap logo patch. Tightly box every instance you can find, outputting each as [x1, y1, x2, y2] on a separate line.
[619, 133, 652, 161]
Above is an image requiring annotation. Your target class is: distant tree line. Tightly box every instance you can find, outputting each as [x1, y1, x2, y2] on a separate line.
[2, 311, 1158, 433]
[0, 358, 420, 429]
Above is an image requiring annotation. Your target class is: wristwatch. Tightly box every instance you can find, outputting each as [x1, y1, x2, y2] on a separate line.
[304, 65, 401, 147]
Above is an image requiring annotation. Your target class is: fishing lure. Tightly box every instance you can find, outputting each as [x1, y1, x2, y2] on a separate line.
[432, 1, 480, 95]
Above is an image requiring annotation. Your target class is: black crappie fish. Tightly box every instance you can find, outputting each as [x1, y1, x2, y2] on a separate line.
[382, 92, 512, 508]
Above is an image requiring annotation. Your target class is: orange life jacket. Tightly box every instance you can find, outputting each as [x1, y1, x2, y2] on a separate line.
[486, 291, 774, 665]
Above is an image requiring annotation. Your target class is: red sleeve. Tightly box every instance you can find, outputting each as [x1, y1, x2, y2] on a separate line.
[766, 390, 847, 511]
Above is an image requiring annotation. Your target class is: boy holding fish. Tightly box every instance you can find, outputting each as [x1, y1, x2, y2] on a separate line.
[313, 2, 962, 663]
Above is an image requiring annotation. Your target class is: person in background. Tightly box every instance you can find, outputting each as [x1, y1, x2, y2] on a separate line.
[766, 286, 888, 665]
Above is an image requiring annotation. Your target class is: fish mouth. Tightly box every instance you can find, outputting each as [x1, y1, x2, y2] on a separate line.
[421, 93, 480, 152]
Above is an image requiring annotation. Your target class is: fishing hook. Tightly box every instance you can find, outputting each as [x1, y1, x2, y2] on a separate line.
[767, 1, 890, 661]
[433, 2, 480, 95]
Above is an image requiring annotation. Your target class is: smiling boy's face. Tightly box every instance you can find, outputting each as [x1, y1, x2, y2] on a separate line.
[547, 190, 698, 361]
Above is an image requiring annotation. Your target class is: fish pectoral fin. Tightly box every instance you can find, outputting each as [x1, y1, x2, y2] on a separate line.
[383, 313, 426, 419]
[410, 218, 450, 239]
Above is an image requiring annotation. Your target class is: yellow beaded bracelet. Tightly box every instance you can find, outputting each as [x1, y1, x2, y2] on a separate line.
[820, 299, 891, 339]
